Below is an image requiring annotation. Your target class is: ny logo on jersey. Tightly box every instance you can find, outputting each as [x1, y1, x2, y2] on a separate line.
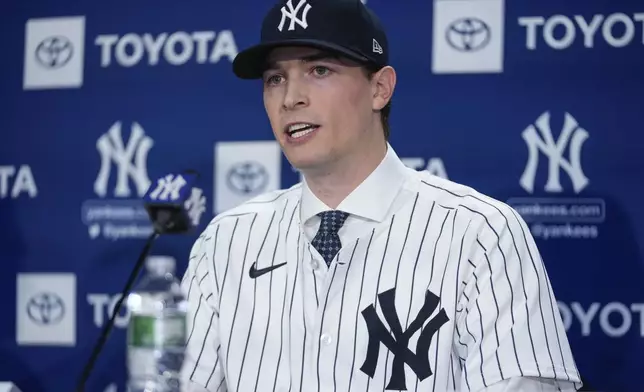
[360, 288, 449, 390]
[278, 0, 312, 32]
[520, 111, 589, 194]
[94, 122, 153, 198]
[149, 174, 187, 201]
[184, 187, 207, 226]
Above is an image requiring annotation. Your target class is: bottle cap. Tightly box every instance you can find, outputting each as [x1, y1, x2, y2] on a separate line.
[146, 255, 176, 275]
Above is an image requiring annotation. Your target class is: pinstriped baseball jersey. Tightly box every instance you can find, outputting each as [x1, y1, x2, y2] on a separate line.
[180, 147, 582, 392]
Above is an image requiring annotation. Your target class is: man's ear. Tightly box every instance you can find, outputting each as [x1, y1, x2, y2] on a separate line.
[371, 66, 396, 111]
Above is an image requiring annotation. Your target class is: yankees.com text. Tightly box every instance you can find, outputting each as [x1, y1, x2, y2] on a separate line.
[513, 201, 603, 221]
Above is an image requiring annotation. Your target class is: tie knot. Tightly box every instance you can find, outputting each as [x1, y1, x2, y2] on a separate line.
[317, 210, 349, 235]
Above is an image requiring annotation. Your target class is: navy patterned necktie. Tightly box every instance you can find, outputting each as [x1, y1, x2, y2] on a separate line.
[311, 210, 350, 267]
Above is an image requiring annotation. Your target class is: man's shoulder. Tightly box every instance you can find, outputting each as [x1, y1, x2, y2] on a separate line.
[203, 183, 302, 232]
[413, 171, 520, 226]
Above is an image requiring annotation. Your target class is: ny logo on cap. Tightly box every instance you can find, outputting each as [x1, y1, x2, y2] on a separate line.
[278, 0, 312, 32]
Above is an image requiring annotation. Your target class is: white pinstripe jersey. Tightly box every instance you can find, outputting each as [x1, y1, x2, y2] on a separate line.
[180, 150, 582, 392]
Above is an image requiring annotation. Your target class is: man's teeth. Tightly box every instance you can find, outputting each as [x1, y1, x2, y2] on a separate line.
[287, 123, 318, 138]
[291, 127, 316, 138]
[288, 123, 315, 133]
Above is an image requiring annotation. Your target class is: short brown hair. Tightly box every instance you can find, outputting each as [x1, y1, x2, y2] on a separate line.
[362, 66, 391, 141]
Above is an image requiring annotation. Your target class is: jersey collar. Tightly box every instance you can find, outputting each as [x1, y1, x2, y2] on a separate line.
[300, 143, 411, 224]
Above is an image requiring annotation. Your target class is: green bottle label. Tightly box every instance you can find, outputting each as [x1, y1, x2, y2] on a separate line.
[128, 314, 186, 348]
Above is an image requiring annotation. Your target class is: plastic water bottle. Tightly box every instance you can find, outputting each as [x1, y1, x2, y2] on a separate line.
[126, 255, 188, 392]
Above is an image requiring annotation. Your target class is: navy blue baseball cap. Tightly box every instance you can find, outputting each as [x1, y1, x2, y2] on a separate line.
[232, 0, 389, 79]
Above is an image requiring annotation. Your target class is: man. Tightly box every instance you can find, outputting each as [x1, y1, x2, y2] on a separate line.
[180, 0, 583, 391]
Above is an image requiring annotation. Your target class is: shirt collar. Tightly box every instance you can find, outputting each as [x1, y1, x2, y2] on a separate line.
[300, 144, 411, 224]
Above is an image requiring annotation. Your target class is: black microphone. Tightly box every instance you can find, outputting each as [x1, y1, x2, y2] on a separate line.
[75, 170, 206, 392]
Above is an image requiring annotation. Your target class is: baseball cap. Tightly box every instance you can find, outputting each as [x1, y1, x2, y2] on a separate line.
[232, 0, 389, 79]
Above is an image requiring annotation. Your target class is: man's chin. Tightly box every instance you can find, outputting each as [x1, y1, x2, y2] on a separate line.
[286, 153, 330, 175]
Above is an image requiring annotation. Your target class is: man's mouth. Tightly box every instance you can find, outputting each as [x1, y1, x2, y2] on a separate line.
[285, 123, 320, 139]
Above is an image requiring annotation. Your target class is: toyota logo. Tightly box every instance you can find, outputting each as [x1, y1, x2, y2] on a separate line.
[226, 161, 269, 195]
[446, 17, 491, 52]
[27, 292, 65, 325]
[35, 36, 74, 68]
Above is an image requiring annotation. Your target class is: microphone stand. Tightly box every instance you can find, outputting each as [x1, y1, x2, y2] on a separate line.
[75, 231, 160, 392]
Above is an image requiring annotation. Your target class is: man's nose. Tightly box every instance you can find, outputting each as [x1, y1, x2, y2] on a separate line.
[282, 77, 309, 110]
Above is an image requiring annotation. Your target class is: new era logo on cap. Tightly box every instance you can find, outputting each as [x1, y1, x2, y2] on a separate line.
[373, 39, 383, 54]
[278, 0, 312, 31]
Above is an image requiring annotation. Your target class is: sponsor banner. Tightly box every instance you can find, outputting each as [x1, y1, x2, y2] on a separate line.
[6, 1, 644, 391]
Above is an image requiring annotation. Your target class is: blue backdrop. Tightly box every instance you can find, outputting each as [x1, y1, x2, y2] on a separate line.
[2, 0, 643, 391]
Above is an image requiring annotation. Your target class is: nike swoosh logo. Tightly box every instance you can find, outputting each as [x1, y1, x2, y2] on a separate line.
[249, 261, 287, 279]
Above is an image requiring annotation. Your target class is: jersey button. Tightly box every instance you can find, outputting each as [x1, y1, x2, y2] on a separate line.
[320, 333, 333, 346]
[311, 259, 319, 270]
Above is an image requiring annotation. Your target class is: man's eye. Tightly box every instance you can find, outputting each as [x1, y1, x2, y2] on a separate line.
[266, 74, 283, 85]
[312, 66, 330, 76]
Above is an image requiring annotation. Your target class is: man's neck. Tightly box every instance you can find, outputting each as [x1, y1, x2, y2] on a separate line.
[303, 140, 387, 209]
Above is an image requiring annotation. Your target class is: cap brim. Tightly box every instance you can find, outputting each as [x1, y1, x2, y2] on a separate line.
[232, 39, 372, 79]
